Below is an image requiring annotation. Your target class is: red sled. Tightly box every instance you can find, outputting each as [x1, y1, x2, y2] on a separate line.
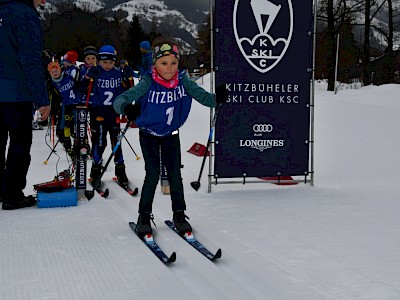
[187, 142, 210, 157]
[258, 176, 298, 185]
[33, 170, 74, 192]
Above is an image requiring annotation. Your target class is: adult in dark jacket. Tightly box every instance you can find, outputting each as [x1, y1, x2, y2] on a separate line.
[0, 0, 50, 210]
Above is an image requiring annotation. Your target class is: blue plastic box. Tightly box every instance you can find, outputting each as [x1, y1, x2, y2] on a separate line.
[37, 188, 78, 208]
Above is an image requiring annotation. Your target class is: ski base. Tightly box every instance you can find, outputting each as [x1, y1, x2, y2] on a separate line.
[129, 222, 176, 265]
[112, 177, 139, 196]
[165, 220, 221, 261]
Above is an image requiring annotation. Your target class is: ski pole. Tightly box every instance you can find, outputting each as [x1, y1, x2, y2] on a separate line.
[123, 135, 141, 160]
[43, 116, 74, 165]
[43, 138, 61, 165]
[190, 103, 222, 191]
[85, 78, 94, 107]
[84, 121, 132, 200]
[51, 114, 55, 148]
[85, 78, 94, 145]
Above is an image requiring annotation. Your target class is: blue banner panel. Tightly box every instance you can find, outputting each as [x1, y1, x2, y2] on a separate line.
[214, 0, 313, 178]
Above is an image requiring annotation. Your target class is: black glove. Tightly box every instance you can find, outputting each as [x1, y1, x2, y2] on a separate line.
[122, 66, 133, 80]
[215, 84, 229, 104]
[86, 66, 102, 80]
[124, 103, 140, 122]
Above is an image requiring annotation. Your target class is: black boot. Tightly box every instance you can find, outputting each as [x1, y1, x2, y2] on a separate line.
[2, 195, 36, 210]
[173, 211, 192, 234]
[135, 213, 153, 236]
[90, 163, 102, 185]
[115, 163, 128, 185]
[64, 137, 72, 153]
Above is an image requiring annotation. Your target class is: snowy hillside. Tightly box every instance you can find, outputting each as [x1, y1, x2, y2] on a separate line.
[41, 0, 205, 52]
[42, 0, 105, 13]
[112, 0, 199, 40]
[1, 77, 400, 299]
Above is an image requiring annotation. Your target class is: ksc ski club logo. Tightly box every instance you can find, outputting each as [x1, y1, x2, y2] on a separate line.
[233, 0, 293, 73]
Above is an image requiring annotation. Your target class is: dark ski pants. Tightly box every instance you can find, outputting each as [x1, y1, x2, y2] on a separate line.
[90, 107, 124, 165]
[138, 130, 186, 214]
[0, 102, 33, 204]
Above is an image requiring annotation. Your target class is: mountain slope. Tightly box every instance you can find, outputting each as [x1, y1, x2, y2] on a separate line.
[42, 0, 208, 52]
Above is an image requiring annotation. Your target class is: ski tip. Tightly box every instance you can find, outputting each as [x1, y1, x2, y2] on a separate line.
[128, 188, 139, 196]
[43, 160, 48, 165]
[166, 252, 176, 264]
[212, 248, 222, 261]
[84, 190, 95, 200]
[190, 181, 200, 191]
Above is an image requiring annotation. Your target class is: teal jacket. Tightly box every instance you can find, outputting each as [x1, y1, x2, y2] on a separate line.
[114, 71, 216, 136]
[114, 72, 215, 113]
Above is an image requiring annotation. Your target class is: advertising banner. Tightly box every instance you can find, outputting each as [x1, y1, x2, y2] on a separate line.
[214, 0, 314, 178]
[75, 106, 88, 189]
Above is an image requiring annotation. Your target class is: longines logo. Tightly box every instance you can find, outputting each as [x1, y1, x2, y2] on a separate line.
[239, 123, 285, 152]
[239, 139, 285, 152]
[233, 0, 293, 73]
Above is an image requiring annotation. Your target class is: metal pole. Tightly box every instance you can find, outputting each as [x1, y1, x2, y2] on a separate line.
[310, 0, 318, 186]
[334, 33, 340, 94]
[208, 0, 215, 193]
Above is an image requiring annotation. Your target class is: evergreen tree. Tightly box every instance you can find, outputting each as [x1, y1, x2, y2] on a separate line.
[42, 5, 124, 60]
[196, 15, 211, 70]
[124, 16, 147, 69]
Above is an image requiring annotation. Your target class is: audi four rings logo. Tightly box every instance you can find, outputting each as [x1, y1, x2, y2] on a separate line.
[253, 124, 273, 133]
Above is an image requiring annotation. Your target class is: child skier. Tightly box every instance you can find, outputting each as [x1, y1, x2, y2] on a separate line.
[48, 51, 80, 158]
[113, 38, 220, 236]
[139, 40, 152, 78]
[79, 46, 97, 106]
[83, 45, 129, 186]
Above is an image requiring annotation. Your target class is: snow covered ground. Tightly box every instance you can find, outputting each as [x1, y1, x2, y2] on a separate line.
[1, 77, 400, 300]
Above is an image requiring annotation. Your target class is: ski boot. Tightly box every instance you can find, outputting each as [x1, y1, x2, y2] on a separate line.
[173, 211, 192, 234]
[115, 163, 128, 185]
[64, 138, 74, 158]
[135, 213, 154, 236]
[90, 163, 102, 186]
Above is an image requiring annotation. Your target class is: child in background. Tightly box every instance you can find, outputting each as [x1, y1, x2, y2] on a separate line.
[139, 40, 152, 78]
[48, 51, 80, 158]
[79, 46, 98, 105]
[79, 46, 97, 80]
[119, 59, 135, 87]
[82, 46, 97, 68]
[83, 45, 129, 185]
[113, 38, 222, 236]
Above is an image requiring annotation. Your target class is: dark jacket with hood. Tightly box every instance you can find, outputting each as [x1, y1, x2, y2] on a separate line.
[0, 0, 49, 107]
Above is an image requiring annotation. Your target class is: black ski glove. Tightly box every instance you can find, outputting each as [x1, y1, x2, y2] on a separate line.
[124, 103, 141, 122]
[215, 84, 229, 104]
[86, 66, 102, 80]
[122, 66, 133, 80]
